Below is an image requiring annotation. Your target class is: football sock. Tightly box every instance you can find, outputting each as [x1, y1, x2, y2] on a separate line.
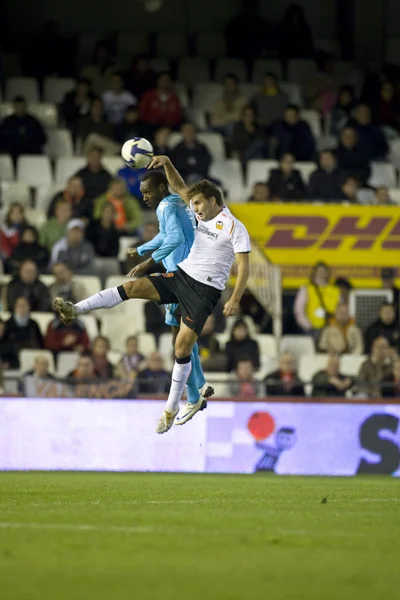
[186, 343, 205, 404]
[74, 286, 127, 315]
[165, 356, 192, 413]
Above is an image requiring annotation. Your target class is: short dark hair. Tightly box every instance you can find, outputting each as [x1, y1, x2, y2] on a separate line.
[141, 170, 169, 189]
[225, 73, 238, 82]
[13, 95, 26, 104]
[286, 104, 300, 113]
[380, 301, 394, 309]
[264, 72, 277, 81]
[187, 179, 224, 206]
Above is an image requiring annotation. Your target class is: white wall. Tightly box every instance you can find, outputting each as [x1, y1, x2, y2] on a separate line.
[7, 0, 336, 37]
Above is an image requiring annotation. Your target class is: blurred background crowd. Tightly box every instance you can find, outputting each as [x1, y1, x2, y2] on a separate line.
[0, 0, 400, 398]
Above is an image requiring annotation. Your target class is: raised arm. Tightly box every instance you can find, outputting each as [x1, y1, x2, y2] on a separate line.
[148, 156, 190, 205]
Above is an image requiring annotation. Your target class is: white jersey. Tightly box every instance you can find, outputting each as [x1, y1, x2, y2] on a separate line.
[178, 209, 251, 290]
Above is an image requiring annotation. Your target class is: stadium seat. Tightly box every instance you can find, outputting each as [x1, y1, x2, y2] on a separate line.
[43, 77, 75, 104]
[55, 156, 86, 185]
[317, 135, 338, 152]
[340, 354, 367, 377]
[173, 82, 189, 109]
[5, 77, 40, 102]
[35, 184, 62, 212]
[137, 332, 157, 356]
[300, 109, 321, 139]
[149, 58, 171, 73]
[298, 353, 328, 385]
[257, 334, 279, 359]
[280, 82, 303, 107]
[107, 350, 122, 366]
[117, 32, 150, 57]
[185, 108, 207, 130]
[102, 156, 125, 174]
[17, 156, 53, 187]
[79, 314, 99, 340]
[0, 155, 15, 181]
[30, 312, 55, 336]
[118, 236, 135, 261]
[177, 58, 211, 87]
[167, 131, 225, 161]
[121, 297, 148, 334]
[56, 351, 80, 378]
[19, 349, 56, 374]
[39, 275, 55, 286]
[192, 82, 223, 112]
[215, 59, 247, 82]
[159, 333, 174, 370]
[386, 39, 400, 65]
[241, 83, 258, 101]
[102, 314, 136, 350]
[389, 138, 400, 168]
[196, 33, 226, 58]
[389, 188, 400, 204]
[280, 335, 315, 361]
[45, 129, 74, 158]
[209, 159, 245, 201]
[73, 275, 102, 298]
[295, 162, 317, 184]
[287, 60, 317, 86]
[252, 60, 284, 83]
[0, 102, 13, 119]
[0, 181, 31, 207]
[368, 162, 397, 188]
[156, 33, 188, 58]
[357, 188, 375, 204]
[246, 159, 278, 193]
[29, 103, 58, 128]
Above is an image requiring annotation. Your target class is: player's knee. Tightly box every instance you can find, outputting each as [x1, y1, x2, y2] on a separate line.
[175, 337, 194, 359]
[123, 280, 137, 298]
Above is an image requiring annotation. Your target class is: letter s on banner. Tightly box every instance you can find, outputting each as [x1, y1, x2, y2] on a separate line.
[357, 413, 400, 474]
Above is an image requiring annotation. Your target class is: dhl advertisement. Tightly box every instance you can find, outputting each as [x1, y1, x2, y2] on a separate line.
[231, 203, 400, 288]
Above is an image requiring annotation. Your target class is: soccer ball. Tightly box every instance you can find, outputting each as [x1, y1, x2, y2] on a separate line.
[121, 137, 154, 169]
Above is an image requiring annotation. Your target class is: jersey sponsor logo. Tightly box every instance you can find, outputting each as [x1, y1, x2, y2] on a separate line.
[198, 224, 219, 239]
[216, 221, 223, 230]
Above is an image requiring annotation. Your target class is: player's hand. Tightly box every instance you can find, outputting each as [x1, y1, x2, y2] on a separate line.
[126, 247, 138, 257]
[223, 298, 240, 317]
[126, 260, 150, 277]
[148, 155, 170, 169]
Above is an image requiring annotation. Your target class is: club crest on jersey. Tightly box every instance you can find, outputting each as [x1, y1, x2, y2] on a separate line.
[216, 221, 223, 230]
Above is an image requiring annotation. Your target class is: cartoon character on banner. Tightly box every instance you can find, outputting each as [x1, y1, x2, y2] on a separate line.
[247, 411, 296, 472]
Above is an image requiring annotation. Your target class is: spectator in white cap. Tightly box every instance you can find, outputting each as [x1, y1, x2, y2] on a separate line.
[50, 219, 97, 275]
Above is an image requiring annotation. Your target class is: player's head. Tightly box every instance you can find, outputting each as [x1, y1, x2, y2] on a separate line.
[140, 171, 169, 208]
[187, 180, 224, 221]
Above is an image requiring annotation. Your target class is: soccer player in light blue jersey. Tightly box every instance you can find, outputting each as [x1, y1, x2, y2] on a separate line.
[126, 170, 214, 412]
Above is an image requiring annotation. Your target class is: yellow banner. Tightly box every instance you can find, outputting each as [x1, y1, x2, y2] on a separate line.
[230, 203, 400, 288]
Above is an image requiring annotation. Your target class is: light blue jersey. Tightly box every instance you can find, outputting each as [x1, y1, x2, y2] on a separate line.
[136, 193, 195, 326]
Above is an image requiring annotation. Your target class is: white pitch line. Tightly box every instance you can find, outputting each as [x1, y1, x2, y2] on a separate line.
[0, 522, 152, 534]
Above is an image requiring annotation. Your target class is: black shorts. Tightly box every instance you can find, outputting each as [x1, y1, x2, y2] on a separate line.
[147, 267, 221, 336]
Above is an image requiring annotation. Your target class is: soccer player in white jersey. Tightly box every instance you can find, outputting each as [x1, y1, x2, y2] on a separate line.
[53, 155, 251, 433]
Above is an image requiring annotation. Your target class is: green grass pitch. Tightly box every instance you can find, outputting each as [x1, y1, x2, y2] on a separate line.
[0, 473, 399, 599]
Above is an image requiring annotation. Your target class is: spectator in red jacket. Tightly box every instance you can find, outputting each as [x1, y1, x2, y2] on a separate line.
[139, 72, 182, 131]
[0, 202, 28, 261]
[44, 315, 90, 355]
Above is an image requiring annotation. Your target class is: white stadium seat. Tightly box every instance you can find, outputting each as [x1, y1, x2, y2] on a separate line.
[257, 334, 278, 359]
[102, 314, 137, 350]
[186, 108, 207, 130]
[340, 354, 367, 377]
[241, 83, 258, 100]
[0, 102, 13, 119]
[35, 184, 62, 212]
[368, 162, 397, 188]
[177, 58, 211, 87]
[137, 333, 157, 356]
[19, 349, 56, 374]
[280, 82, 303, 107]
[39, 275, 55, 286]
[300, 109, 321, 139]
[79, 314, 99, 341]
[117, 32, 150, 56]
[56, 351, 81, 378]
[192, 82, 223, 112]
[296, 162, 317, 184]
[45, 129, 74, 158]
[43, 78, 75, 104]
[215, 58, 247, 82]
[73, 276, 102, 298]
[0, 155, 14, 181]
[280, 335, 315, 361]
[167, 131, 225, 161]
[246, 159, 278, 193]
[298, 353, 328, 385]
[196, 33, 226, 58]
[357, 188, 375, 205]
[173, 82, 189, 109]
[102, 156, 124, 175]
[209, 159, 245, 201]
[29, 103, 58, 128]
[157, 33, 188, 58]
[5, 77, 40, 102]
[287, 60, 317, 86]
[30, 312, 55, 336]
[252, 60, 284, 83]
[389, 188, 400, 204]
[159, 332, 174, 370]
[17, 156, 53, 187]
[25, 209, 46, 228]
[0, 182, 30, 207]
[55, 156, 86, 185]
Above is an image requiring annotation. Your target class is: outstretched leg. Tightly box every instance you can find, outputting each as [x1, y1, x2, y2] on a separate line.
[54, 278, 160, 323]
